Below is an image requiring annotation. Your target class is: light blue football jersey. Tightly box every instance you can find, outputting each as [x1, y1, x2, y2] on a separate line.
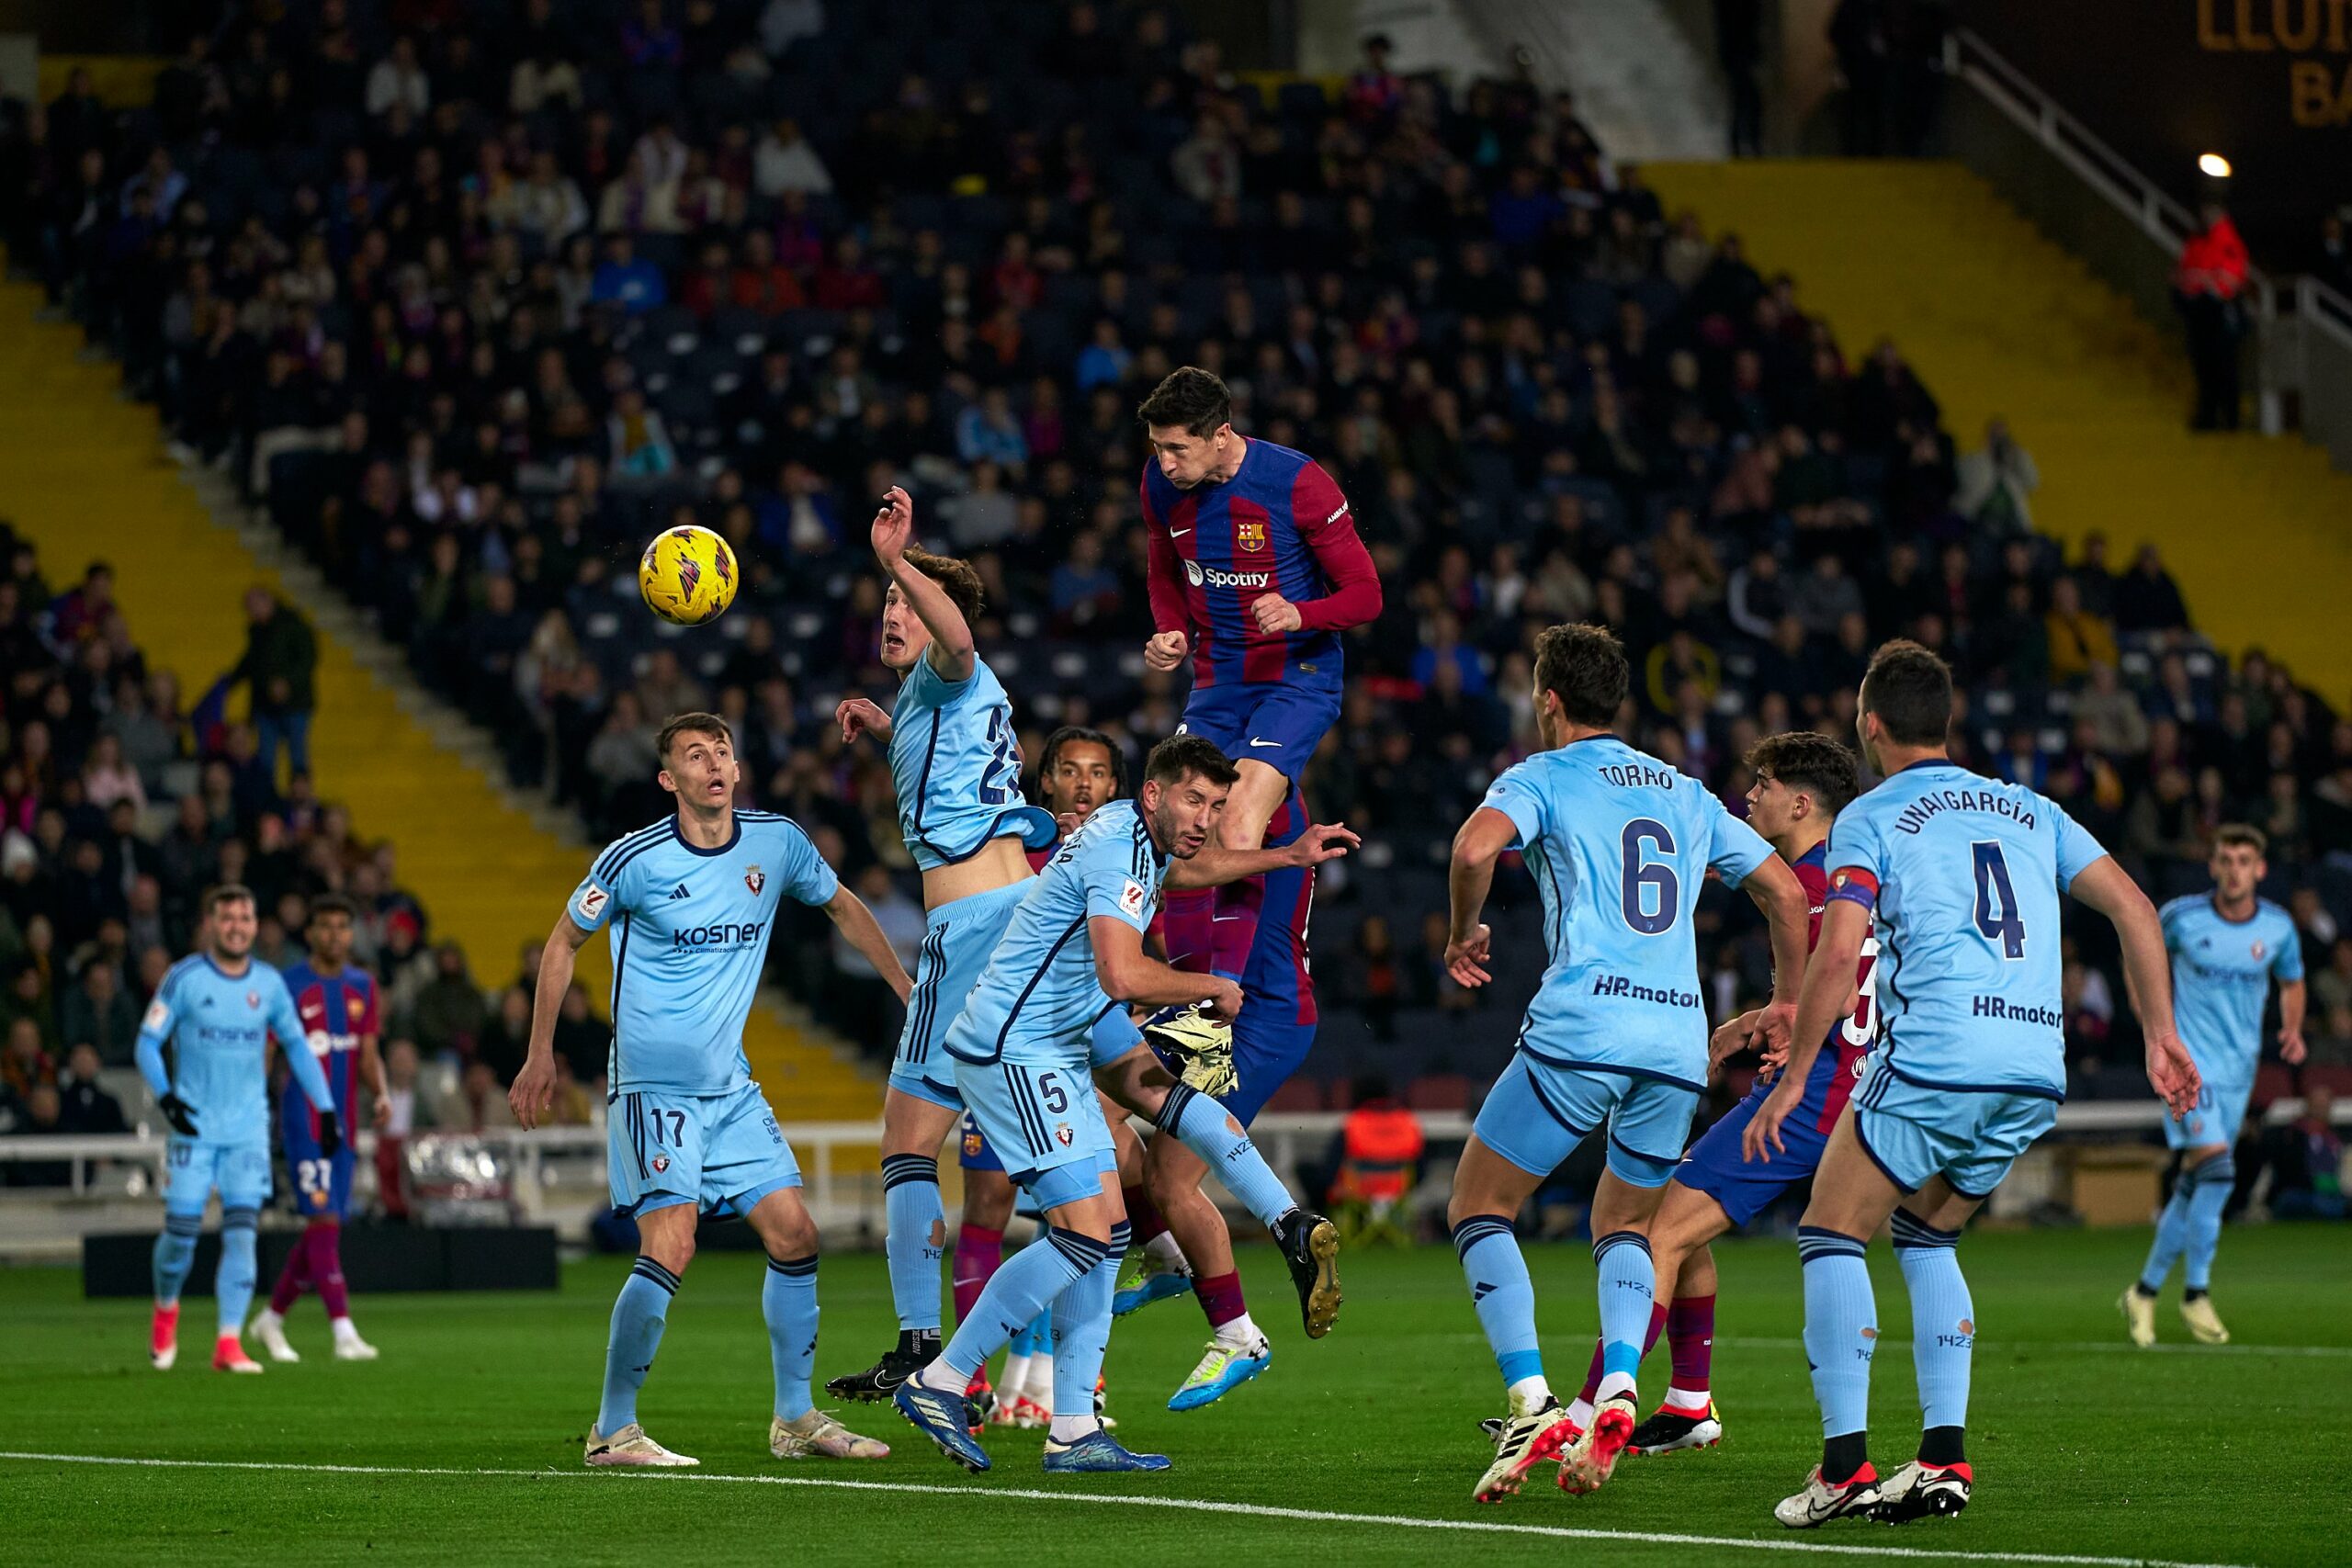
[888, 649, 1057, 871]
[944, 798, 1164, 1067]
[134, 953, 334, 1145]
[2161, 894, 2301, 1083]
[1480, 736, 1775, 1089]
[569, 810, 840, 1099]
[1825, 760, 2109, 1100]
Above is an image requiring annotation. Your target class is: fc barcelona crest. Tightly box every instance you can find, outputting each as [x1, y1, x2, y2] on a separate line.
[1236, 520, 1267, 552]
[744, 864, 765, 896]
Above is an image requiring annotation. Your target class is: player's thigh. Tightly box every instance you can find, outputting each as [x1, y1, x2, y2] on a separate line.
[1464, 1055, 1605, 1201]
[635, 1200, 699, 1270]
[162, 1137, 216, 1214]
[883, 1083, 963, 1159]
[961, 1057, 1101, 1192]
[1219, 759, 1290, 849]
[1900, 1176, 1985, 1235]
[1678, 1084, 1831, 1233]
[963, 1164, 1018, 1230]
[1448, 1133, 1549, 1226]
[743, 1181, 818, 1259]
[700, 1085, 805, 1221]
[217, 1141, 274, 1213]
[1600, 1077, 1699, 1191]
[1648, 1176, 1736, 1266]
[1800, 1103, 1912, 1238]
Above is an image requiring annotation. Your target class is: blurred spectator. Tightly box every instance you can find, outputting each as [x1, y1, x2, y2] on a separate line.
[58, 959, 139, 1066]
[2175, 201, 2251, 431]
[2252, 1081, 2346, 1220]
[1954, 418, 2040, 533]
[411, 942, 487, 1063]
[56, 1042, 126, 1133]
[229, 586, 319, 785]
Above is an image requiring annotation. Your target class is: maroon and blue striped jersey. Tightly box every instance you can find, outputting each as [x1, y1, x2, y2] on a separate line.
[277, 961, 379, 1126]
[1141, 439, 1381, 690]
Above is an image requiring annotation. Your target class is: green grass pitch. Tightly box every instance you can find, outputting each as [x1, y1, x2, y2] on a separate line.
[3, 1224, 2345, 1565]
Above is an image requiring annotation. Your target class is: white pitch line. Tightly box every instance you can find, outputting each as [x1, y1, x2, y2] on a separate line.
[1434, 1333, 2352, 1359]
[0, 1450, 2259, 1568]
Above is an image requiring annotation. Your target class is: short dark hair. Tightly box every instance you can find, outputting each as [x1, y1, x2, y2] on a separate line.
[202, 884, 255, 918]
[901, 546, 986, 624]
[1039, 725, 1125, 797]
[656, 711, 734, 761]
[1144, 734, 1238, 792]
[1747, 731, 1861, 817]
[1859, 639, 1953, 747]
[309, 893, 358, 923]
[1136, 367, 1233, 438]
[2213, 823, 2268, 855]
[1532, 623, 1628, 728]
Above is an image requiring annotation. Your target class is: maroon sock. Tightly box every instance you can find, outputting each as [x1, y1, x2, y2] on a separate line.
[267, 1229, 314, 1315]
[952, 1223, 1003, 1325]
[311, 1222, 351, 1320]
[1160, 886, 1216, 973]
[1667, 1294, 1715, 1395]
[1193, 1269, 1248, 1331]
[1205, 874, 1265, 981]
[1578, 1303, 1668, 1404]
[1124, 1184, 1169, 1247]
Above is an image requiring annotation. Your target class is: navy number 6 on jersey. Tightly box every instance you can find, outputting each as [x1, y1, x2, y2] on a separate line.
[1619, 818, 1679, 935]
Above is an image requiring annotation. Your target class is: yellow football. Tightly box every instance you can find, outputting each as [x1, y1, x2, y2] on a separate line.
[638, 524, 739, 626]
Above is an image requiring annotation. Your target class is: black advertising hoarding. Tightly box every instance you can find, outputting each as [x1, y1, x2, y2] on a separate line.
[1960, 0, 2352, 265]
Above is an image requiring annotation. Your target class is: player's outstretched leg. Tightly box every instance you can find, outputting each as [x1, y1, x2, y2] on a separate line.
[1451, 1215, 1577, 1502]
[1144, 1080, 1340, 1337]
[1044, 1221, 1168, 1472]
[586, 1253, 697, 1467]
[151, 1211, 201, 1370]
[212, 1205, 265, 1373]
[2177, 1152, 2236, 1344]
[1777, 1226, 1881, 1527]
[1559, 1231, 1651, 1494]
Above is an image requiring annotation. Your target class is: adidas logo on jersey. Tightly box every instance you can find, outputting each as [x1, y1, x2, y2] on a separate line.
[669, 884, 691, 900]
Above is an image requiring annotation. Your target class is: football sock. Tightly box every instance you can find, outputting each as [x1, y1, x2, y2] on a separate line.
[930, 1227, 1103, 1387]
[1592, 1230, 1655, 1403]
[1145, 1231, 1187, 1269]
[2183, 1153, 2236, 1292]
[1919, 1424, 1968, 1467]
[267, 1226, 313, 1315]
[1891, 1210, 1973, 1433]
[598, 1257, 678, 1433]
[953, 1223, 1004, 1325]
[1666, 1292, 1715, 1404]
[764, 1254, 819, 1422]
[881, 1154, 945, 1333]
[1452, 1214, 1544, 1393]
[1578, 1302, 1666, 1404]
[1213, 1310, 1263, 1348]
[1155, 1083, 1292, 1229]
[153, 1211, 201, 1306]
[1206, 874, 1265, 982]
[313, 1221, 352, 1321]
[2137, 1175, 2196, 1292]
[1799, 1227, 1875, 1464]
[216, 1206, 260, 1339]
[1047, 1222, 1122, 1436]
[1000, 1353, 1034, 1396]
[1193, 1268, 1249, 1332]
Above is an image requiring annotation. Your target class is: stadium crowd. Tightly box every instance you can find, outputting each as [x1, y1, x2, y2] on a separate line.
[4, 0, 2349, 1134]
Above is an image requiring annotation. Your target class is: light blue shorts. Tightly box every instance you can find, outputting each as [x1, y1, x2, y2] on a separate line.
[164, 1138, 272, 1215]
[2165, 1069, 2251, 1152]
[1851, 1057, 2060, 1199]
[891, 881, 1035, 1111]
[1090, 1001, 1145, 1071]
[608, 1080, 801, 1219]
[954, 1055, 1114, 1210]
[1474, 1055, 1700, 1188]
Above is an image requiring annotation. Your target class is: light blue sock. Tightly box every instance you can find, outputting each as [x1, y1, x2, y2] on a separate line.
[1158, 1083, 1295, 1229]
[216, 1207, 260, 1338]
[935, 1227, 1102, 1383]
[1891, 1210, 1973, 1431]
[153, 1211, 201, 1304]
[1592, 1230, 1656, 1397]
[2183, 1154, 2237, 1292]
[1452, 1214, 1544, 1391]
[2137, 1180, 2195, 1293]
[1012, 1309, 1052, 1357]
[1049, 1222, 1125, 1420]
[764, 1255, 820, 1422]
[1799, 1226, 1876, 1440]
[882, 1154, 945, 1333]
[599, 1257, 679, 1433]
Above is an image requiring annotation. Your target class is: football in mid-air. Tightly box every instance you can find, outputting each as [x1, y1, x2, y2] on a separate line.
[639, 525, 738, 626]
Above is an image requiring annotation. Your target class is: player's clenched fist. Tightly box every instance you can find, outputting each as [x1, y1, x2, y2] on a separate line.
[836, 697, 892, 744]
[1202, 975, 1245, 1022]
[1250, 594, 1304, 635]
[1143, 629, 1189, 671]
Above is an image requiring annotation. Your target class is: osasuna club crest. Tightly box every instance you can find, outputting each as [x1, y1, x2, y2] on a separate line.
[744, 864, 764, 896]
[651, 1155, 671, 1174]
[245, 991, 261, 1009]
[1054, 1122, 1075, 1147]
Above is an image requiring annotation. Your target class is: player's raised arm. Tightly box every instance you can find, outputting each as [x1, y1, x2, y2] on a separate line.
[1162, 821, 1359, 888]
[823, 883, 913, 1003]
[1443, 806, 1519, 988]
[2068, 855, 2201, 1117]
[1092, 916, 1242, 1019]
[511, 909, 591, 1130]
[872, 485, 974, 683]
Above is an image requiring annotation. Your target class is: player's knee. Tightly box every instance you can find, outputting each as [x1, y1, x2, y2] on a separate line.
[642, 1231, 695, 1276]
